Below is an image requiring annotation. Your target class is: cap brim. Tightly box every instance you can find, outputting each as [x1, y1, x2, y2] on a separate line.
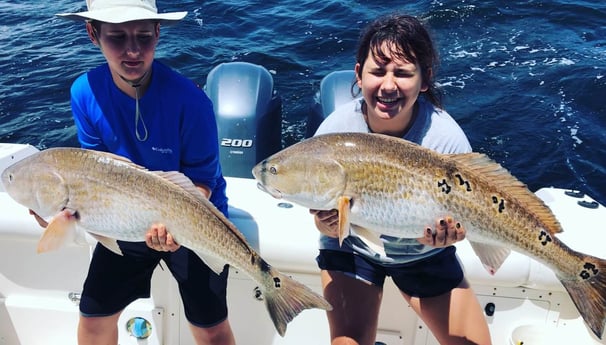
[56, 8, 187, 25]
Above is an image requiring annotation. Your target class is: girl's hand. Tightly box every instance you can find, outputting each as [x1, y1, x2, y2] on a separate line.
[417, 216, 466, 247]
[310, 209, 340, 238]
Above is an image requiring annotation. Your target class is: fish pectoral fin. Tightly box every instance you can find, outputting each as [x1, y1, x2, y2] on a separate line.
[37, 209, 78, 253]
[337, 196, 352, 247]
[89, 233, 123, 256]
[193, 251, 228, 275]
[351, 225, 386, 257]
[468, 241, 511, 275]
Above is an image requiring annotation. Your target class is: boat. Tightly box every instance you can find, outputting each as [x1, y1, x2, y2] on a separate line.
[1, 62, 604, 345]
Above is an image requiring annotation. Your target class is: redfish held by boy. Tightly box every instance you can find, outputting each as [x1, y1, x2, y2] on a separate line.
[0, 147, 331, 337]
[252, 132, 606, 339]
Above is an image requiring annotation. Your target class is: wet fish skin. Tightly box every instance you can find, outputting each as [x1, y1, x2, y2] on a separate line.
[1, 147, 331, 337]
[252, 132, 606, 339]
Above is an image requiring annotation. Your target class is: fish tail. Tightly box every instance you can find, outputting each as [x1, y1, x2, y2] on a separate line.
[261, 266, 332, 337]
[559, 255, 606, 339]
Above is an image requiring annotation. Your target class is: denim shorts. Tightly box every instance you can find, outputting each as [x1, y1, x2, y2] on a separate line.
[80, 241, 229, 327]
[316, 246, 463, 298]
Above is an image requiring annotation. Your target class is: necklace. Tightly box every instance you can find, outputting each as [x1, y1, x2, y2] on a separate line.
[120, 72, 150, 142]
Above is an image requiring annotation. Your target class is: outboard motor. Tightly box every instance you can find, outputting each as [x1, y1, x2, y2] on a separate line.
[306, 70, 358, 137]
[206, 62, 282, 178]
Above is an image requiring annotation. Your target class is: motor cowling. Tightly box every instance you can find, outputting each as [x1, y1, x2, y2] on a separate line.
[306, 70, 358, 137]
[206, 62, 282, 178]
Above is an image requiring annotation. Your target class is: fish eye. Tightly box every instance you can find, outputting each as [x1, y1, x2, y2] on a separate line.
[269, 166, 277, 175]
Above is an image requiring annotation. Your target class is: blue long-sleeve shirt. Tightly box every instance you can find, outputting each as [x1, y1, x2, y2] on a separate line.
[70, 60, 228, 215]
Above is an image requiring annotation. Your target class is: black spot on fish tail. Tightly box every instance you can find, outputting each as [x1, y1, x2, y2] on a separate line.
[438, 179, 451, 194]
[262, 260, 282, 288]
[581, 262, 599, 280]
[260, 265, 332, 337]
[455, 174, 472, 192]
[463, 181, 471, 191]
[491, 196, 505, 213]
[560, 255, 606, 339]
[260, 258, 271, 272]
[455, 174, 464, 185]
[253, 286, 263, 300]
[538, 230, 553, 246]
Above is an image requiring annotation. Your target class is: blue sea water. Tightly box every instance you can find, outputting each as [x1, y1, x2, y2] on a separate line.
[0, 1, 605, 204]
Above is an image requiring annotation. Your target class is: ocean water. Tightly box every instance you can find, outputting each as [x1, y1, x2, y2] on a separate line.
[1, 1, 605, 204]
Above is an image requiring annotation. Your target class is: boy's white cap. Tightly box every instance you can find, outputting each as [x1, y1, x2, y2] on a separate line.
[56, 0, 187, 25]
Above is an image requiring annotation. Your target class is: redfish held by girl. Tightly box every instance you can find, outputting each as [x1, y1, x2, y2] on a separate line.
[252, 132, 606, 339]
[0, 147, 331, 337]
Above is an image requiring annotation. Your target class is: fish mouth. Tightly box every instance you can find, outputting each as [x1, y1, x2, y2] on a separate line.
[256, 183, 282, 199]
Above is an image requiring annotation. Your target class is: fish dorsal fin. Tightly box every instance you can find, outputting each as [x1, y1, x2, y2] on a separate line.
[153, 171, 208, 200]
[94, 150, 147, 170]
[468, 240, 512, 275]
[93, 150, 207, 200]
[448, 152, 563, 235]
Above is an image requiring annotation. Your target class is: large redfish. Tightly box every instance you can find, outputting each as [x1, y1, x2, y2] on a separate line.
[0, 147, 331, 337]
[252, 132, 606, 339]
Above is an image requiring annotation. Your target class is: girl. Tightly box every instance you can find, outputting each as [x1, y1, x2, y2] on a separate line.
[311, 13, 492, 345]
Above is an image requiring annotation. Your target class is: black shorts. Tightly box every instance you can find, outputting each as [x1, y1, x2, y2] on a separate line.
[80, 241, 229, 327]
[316, 246, 463, 298]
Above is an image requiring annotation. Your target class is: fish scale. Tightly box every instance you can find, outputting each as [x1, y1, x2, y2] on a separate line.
[1, 147, 331, 337]
[253, 132, 606, 339]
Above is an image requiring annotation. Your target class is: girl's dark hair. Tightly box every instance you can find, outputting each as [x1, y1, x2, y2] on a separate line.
[354, 13, 442, 108]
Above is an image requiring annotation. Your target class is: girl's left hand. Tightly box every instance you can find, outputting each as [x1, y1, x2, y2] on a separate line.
[417, 216, 465, 247]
